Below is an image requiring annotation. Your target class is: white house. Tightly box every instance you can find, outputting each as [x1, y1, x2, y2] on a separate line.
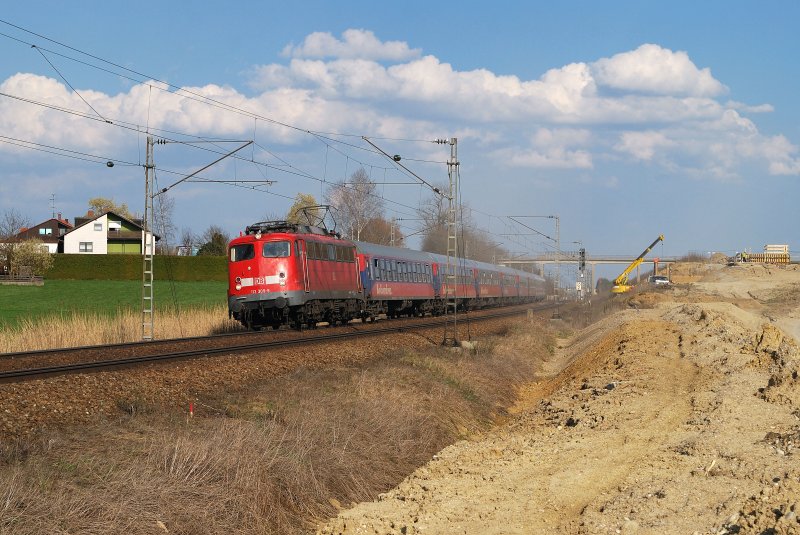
[63, 211, 156, 254]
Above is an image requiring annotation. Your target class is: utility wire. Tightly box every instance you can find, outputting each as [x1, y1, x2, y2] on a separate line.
[31, 44, 110, 124]
[1, 19, 455, 176]
[0, 19, 523, 236]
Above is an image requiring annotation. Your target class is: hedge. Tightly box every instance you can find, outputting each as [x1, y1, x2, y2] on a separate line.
[46, 254, 227, 281]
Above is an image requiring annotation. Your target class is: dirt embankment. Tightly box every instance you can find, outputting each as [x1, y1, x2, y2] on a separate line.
[319, 263, 800, 534]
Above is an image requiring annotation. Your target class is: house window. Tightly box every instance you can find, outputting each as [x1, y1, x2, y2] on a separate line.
[79, 242, 93, 252]
[38, 228, 52, 235]
[94, 223, 103, 231]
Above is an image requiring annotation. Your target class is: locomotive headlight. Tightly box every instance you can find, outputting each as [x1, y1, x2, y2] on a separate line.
[235, 284, 242, 291]
[279, 272, 286, 286]
[279, 272, 285, 278]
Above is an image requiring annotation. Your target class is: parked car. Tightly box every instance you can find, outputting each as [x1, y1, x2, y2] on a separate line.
[648, 275, 670, 286]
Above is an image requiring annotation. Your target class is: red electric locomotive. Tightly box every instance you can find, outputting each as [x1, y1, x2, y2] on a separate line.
[227, 221, 362, 329]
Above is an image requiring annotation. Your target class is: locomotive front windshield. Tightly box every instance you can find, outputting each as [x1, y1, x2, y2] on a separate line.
[262, 241, 291, 258]
[230, 244, 255, 262]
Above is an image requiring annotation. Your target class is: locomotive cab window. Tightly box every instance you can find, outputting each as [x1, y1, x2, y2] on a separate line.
[263, 241, 290, 258]
[230, 243, 255, 262]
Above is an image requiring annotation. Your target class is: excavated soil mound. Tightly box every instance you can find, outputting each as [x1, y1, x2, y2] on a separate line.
[319, 263, 800, 535]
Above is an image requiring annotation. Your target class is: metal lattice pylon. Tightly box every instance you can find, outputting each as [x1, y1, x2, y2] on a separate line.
[443, 138, 459, 346]
[141, 135, 155, 341]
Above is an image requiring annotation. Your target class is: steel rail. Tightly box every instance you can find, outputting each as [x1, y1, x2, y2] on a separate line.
[0, 304, 556, 383]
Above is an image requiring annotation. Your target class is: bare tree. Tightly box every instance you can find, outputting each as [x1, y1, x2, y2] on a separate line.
[461, 229, 509, 263]
[325, 168, 384, 240]
[0, 209, 30, 274]
[178, 227, 198, 256]
[153, 194, 176, 254]
[417, 184, 449, 254]
[359, 216, 404, 246]
[415, 188, 504, 260]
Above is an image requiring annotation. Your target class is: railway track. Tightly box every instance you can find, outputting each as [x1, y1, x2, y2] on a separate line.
[0, 303, 556, 383]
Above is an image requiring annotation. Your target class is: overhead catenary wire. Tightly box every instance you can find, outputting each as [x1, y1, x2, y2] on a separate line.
[0, 18, 537, 248]
[0, 21, 455, 181]
[0, 21, 448, 189]
[32, 45, 110, 124]
[0, 83, 430, 218]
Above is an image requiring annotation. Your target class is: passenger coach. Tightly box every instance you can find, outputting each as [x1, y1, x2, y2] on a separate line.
[227, 221, 548, 330]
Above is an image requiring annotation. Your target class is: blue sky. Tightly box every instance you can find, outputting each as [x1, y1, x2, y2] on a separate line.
[1, 1, 798, 269]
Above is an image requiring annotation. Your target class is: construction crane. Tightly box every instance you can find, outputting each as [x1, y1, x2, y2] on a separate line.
[611, 234, 665, 294]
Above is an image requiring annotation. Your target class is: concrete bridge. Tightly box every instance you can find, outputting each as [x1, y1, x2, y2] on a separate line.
[498, 255, 679, 295]
[499, 255, 679, 266]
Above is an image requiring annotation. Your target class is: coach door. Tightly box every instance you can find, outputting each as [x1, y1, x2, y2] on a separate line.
[296, 239, 310, 293]
[354, 250, 363, 292]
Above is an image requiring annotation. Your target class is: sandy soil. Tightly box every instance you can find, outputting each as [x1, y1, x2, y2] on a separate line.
[318, 263, 800, 534]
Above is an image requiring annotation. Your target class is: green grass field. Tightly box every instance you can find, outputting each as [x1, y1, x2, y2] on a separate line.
[0, 280, 228, 328]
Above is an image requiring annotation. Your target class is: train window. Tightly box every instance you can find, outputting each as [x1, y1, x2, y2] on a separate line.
[295, 241, 302, 257]
[263, 241, 290, 258]
[230, 243, 254, 262]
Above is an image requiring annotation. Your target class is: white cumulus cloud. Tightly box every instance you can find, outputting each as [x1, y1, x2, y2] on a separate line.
[591, 44, 726, 97]
[615, 131, 675, 161]
[281, 29, 421, 61]
[1, 30, 796, 186]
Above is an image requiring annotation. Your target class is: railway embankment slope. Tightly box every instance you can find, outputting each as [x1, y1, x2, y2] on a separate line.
[319, 263, 800, 534]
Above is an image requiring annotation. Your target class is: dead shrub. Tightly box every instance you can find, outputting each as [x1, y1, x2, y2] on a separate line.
[0, 305, 242, 353]
[0, 320, 549, 534]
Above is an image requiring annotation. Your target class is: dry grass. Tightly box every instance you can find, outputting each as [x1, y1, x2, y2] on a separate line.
[0, 305, 242, 353]
[0, 320, 552, 535]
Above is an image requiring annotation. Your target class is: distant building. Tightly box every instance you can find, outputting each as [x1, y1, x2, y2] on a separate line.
[176, 244, 201, 256]
[13, 214, 73, 253]
[63, 210, 158, 254]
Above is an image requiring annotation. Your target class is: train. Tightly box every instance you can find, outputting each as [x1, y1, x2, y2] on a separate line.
[227, 220, 549, 330]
